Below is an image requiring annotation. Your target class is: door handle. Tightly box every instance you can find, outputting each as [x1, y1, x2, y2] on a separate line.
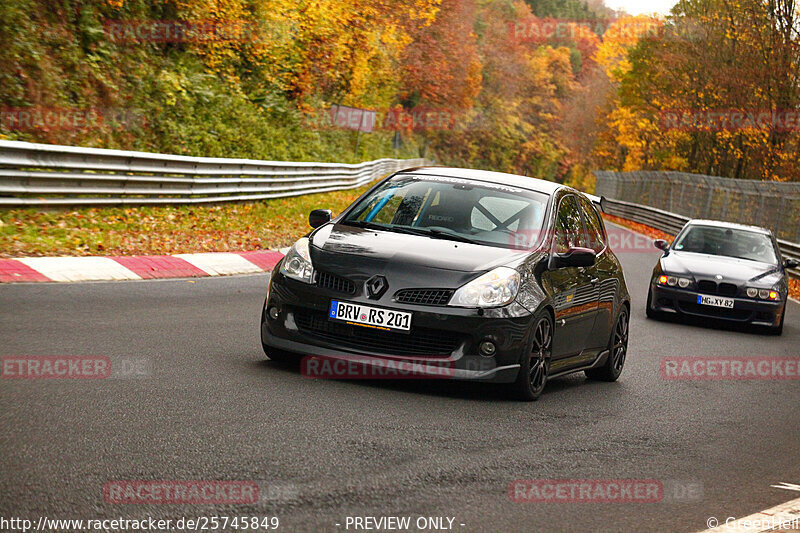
[558, 319, 566, 327]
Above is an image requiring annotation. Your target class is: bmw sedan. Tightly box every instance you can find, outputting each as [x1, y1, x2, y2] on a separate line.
[261, 167, 631, 400]
[646, 219, 798, 334]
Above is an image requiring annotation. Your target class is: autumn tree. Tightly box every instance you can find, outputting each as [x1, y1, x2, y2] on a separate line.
[594, 0, 800, 181]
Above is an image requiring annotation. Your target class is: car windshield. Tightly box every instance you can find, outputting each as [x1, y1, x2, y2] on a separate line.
[673, 225, 778, 264]
[342, 174, 549, 249]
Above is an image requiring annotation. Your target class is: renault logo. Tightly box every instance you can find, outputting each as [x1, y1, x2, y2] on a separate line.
[365, 275, 388, 299]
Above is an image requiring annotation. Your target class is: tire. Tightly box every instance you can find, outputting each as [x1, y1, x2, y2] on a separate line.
[510, 313, 552, 401]
[586, 307, 629, 382]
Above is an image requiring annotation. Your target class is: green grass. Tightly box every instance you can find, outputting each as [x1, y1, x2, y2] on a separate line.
[0, 184, 373, 257]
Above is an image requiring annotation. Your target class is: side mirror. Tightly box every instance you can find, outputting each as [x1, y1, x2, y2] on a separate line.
[654, 239, 669, 251]
[784, 258, 799, 269]
[309, 209, 332, 228]
[550, 247, 596, 269]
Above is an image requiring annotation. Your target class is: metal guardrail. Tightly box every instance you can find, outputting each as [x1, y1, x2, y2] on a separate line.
[0, 140, 425, 206]
[594, 170, 800, 243]
[602, 197, 800, 279]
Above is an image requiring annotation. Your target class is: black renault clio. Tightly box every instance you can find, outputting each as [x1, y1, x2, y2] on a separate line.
[261, 167, 630, 400]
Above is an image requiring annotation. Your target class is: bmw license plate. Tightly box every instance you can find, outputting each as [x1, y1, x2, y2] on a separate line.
[697, 294, 734, 308]
[329, 300, 412, 332]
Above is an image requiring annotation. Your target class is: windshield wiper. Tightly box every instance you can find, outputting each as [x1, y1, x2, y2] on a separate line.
[343, 220, 479, 244]
[424, 228, 480, 244]
[387, 225, 479, 244]
[343, 220, 390, 231]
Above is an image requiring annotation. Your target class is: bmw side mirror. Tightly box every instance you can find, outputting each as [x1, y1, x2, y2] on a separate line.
[551, 247, 596, 269]
[309, 209, 332, 228]
[654, 239, 669, 251]
[784, 258, 799, 269]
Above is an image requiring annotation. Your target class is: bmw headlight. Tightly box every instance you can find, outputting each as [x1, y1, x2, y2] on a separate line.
[280, 237, 314, 283]
[657, 275, 692, 288]
[449, 267, 520, 308]
[747, 287, 780, 300]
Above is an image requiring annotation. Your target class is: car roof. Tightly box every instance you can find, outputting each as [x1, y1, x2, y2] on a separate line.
[686, 219, 772, 235]
[398, 166, 567, 195]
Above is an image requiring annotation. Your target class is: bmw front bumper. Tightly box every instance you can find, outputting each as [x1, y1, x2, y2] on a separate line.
[649, 283, 784, 327]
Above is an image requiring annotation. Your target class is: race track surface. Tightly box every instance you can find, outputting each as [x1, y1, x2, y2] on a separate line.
[2, 223, 799, 532]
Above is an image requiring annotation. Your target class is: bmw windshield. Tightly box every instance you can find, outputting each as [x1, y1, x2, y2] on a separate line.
[342, 174, 549, 249]
[673, 225, 779, 264]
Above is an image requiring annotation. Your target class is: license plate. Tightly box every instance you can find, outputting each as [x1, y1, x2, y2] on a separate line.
[697, 294, 734, 308]
[329, 300, 412, 332]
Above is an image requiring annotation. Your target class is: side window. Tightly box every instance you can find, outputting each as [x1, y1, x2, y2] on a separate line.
[579, 198, 606, 253]
[553, 195, 585, 254]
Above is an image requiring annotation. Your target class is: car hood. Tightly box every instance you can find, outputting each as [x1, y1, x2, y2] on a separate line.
[309, 223, 529, 288]
[662, 251, 782, 285]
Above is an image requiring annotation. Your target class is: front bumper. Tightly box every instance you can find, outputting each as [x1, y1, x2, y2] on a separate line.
[649, 283, 784, 327]
[261, 272, 536, 383]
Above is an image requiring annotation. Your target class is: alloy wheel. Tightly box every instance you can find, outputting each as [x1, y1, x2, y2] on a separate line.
[611, 309, 629, 373]
[529, 317, 552, 393]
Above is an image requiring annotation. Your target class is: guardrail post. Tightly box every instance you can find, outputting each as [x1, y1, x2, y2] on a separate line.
[703, 176, 713, 219]
[775, 197, 785, 238]
[720, 188, 730, 220]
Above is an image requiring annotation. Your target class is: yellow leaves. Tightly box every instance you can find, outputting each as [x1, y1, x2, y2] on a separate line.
[594, 15, 662, 83]
[164, 0, 441, 107]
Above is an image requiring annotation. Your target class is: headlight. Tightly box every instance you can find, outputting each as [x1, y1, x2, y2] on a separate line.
[657, 275, 691, 288]
[747, 287, 780, 300]
[280, 237, 314, 283]
[449, 267, 520, 308]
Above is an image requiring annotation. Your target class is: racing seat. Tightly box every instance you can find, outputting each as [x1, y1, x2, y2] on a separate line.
[416, 192, 475, 233]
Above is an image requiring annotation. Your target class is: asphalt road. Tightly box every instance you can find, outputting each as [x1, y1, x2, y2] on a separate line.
[2, 223, 799, 533]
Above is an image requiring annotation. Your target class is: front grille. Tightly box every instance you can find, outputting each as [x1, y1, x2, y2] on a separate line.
[696, 280, 739, 297]
[316, 271, 356, 294]
[678, 302, 752, 321]
[294, 310, 462, 356]
[394, 288, 454, 306]
[718, 283, 738, 297]
[697, 280, 717, 294]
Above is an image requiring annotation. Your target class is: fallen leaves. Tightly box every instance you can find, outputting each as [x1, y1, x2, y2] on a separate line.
[0, 184, 371, 258]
